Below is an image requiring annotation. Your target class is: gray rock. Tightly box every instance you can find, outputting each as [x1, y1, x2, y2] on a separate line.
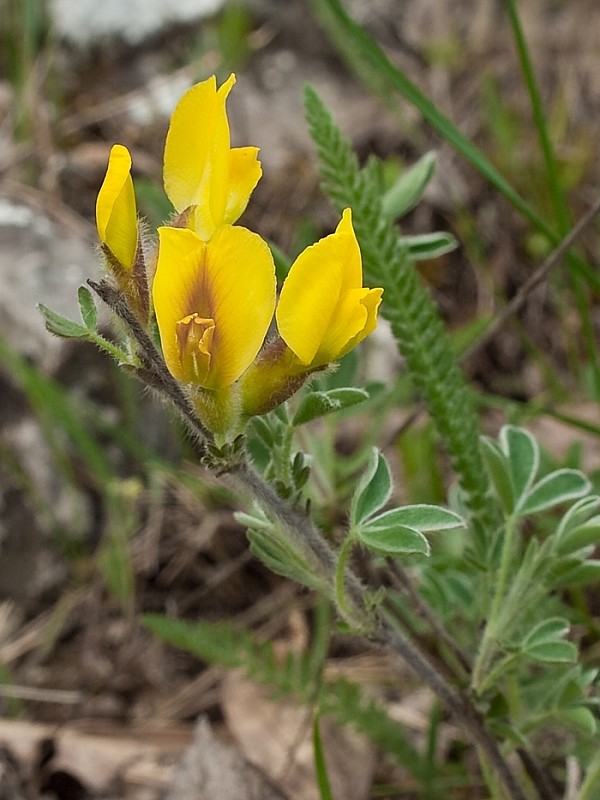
[50, 0, 228, 45]
[0, 196, 98, 372]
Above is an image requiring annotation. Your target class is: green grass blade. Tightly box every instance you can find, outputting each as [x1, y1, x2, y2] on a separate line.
[313, 713, 335, 800]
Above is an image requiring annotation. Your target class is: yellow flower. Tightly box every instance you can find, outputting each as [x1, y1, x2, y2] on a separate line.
[163, 73, 261, 241]
[96, 144, 138, 269]
[153, 225, 276, 391]
[276, 208, 382, 368]
[240, 209, 382, 418]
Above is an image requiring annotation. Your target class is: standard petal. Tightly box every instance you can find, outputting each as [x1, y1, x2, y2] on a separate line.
[153, 225, 276, 389]
[204, 225, 276, 387]
[96, 144, 137, 269]
[334, 208, 363, 292]
[223, 147, 262, 225]
[153, 227, 208, 383]
[163, 74, 235, 222]
[276, 234, 347, 365]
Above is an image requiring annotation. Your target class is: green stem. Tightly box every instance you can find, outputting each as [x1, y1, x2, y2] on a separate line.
[472, 514, 519, 693]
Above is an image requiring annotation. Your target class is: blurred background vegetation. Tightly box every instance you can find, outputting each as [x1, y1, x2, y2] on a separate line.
[0, 0, 599, 797]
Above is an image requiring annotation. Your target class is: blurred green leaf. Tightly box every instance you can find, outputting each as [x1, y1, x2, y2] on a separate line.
[519, 469, 591, 516]
[403, 231, 458, 261]
[292, 388, 369, 426]
[501, 425, 539, 506]
[481, 437, 514, 514]
[381, 150, 436, 220]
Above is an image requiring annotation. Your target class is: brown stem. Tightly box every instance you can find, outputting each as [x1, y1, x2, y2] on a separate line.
[374, 618, 528, 800]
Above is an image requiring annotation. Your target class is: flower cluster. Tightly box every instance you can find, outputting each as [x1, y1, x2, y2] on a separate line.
[96, 74, 382, 437]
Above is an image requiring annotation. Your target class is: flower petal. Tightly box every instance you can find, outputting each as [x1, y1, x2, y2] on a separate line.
[334, 208, 363, 292]
[203, 224, 276, 387]
[163, 74, 235, 223]
[153, 225, 276, 389]
[223, 146, 262, 224]
[337, 287, 383, 359]
[277, 208, 382, 367]
[96, 144, 138, 269]
[153, 227, 208, 383]
[276, 209, 362, 365]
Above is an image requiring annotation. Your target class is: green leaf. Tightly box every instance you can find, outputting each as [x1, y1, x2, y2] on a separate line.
[501, 425, 539, 506]
[381, 150, 436, 220]
[556, 495, 600, 539]
[402, 231, 459, 261]
[523, 617, 569, 646]
[38, 303, 92, 339]
[350, 448, 392, 526]
[366, 505, 464, 533]
[555, 515, 600, 556]
[519, 469, 591, 516]
[521, 617, 577, 663]
[556, 707, 597, 736]
[77, 285, 98, 330]
[292, 387, 369, 426]
[550, 560, 600, 589]
[357, 521, 430, 556]
[480, 436, 514, 513]
[525, 640, 578, 663]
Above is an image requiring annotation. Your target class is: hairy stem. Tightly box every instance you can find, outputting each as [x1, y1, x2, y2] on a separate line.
[375, 617, 527, 800]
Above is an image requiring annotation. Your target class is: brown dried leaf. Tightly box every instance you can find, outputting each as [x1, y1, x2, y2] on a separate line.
[221, 673, 375, 800]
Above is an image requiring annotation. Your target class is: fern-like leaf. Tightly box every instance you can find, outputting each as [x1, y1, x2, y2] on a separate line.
[304, 87, 496, 542]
